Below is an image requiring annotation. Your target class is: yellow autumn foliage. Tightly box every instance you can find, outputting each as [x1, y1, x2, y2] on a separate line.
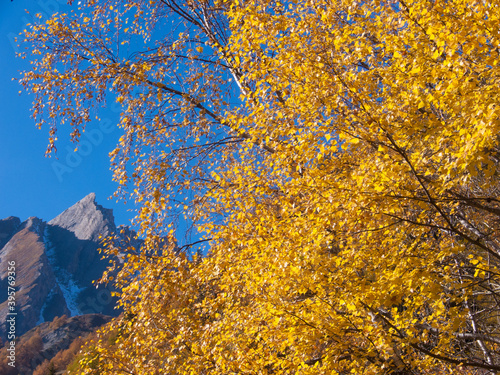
[20, 0, 500, 373]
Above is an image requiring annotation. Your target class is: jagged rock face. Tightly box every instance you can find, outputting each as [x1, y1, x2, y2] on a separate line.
[0, 216, 21, 249]
[0, 193, 127, 339]
[48, 192, 116, 242]
[0, 218, 70, 339]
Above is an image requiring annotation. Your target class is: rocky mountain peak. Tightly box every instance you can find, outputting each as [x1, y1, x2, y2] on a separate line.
[0, 216, 21, 248]
[48, 193, 116, 242]
[0, 193, 127, 339]
[19, 216, 45, 236]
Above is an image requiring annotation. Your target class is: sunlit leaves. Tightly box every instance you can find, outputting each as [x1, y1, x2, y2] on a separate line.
[19, 0, 500, 374]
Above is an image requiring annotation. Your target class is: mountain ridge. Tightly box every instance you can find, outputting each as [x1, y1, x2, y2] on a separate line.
[0, 193, 126, 340]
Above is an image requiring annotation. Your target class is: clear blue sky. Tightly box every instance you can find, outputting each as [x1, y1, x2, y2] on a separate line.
[0, 1, 136, 227]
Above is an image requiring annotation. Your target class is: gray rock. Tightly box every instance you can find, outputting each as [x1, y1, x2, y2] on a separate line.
[0, 217, 70, 338]
[0, 216, 21, 249]
[0, 193, 130, 339]
[48, 193, 116, 242]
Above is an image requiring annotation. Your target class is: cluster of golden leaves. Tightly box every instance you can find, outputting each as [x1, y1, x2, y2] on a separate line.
[20, 0, 500, 373]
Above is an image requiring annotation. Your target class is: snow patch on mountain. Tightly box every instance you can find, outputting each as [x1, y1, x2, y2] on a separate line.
[43, 227, 83, 316]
